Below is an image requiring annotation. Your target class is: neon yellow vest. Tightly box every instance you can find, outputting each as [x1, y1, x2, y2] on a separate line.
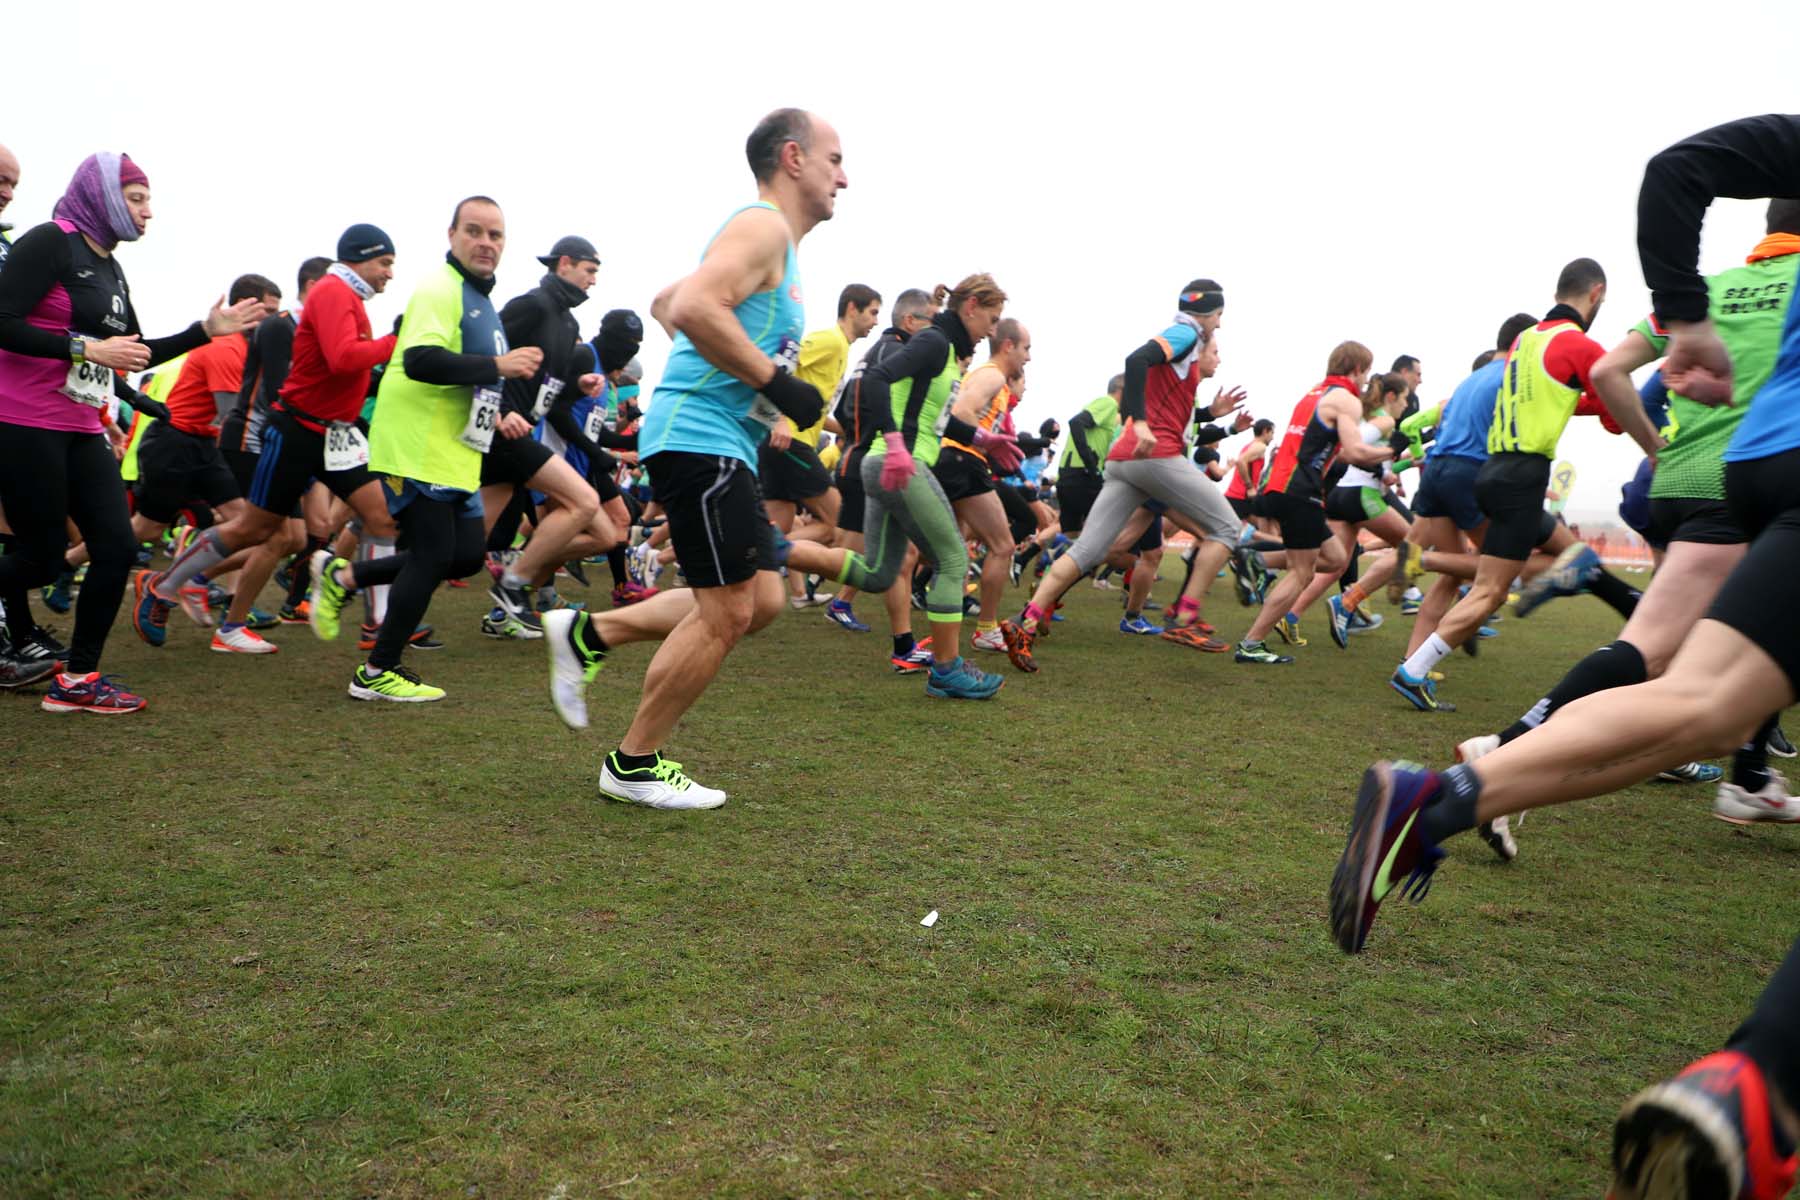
[123, 356, 186, 481]
[1489, 321, 1581, 457]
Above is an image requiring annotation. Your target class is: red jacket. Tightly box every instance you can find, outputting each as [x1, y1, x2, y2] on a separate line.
[278, 273, 396, 428]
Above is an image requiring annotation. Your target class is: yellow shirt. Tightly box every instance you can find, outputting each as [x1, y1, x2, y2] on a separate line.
[790, 324, 849, 447]
[818, 440, 841, 472]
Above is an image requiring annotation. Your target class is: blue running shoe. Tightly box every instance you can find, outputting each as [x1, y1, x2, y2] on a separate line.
[824, 598, 870, 632]
[1400, 600, 1421, 616]
[1657, 762, 1725, 784]
[130, 570, 172, 647]
[1119, 615, 1164, 636]
[1347, 608, 1384, 634]
[1612, 1050, 1797, 1200]
[1514, 542, 1601, 617]
[1477, 624, 1498, 639]
[1327, 594, 1351, 649]
[925, 655, 1005, 700]
[42, 569, 75, 614]
[1390, 666, 1456, 712]
[1329, 760, 1449, 954]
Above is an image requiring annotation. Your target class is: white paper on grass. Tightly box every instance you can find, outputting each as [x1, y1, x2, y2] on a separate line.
[920, 910, 938, 927]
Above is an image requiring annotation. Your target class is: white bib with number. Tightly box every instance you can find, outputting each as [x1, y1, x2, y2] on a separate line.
[530, 377, 564, 422]
[60, 359, 113, 409]
[460, 385, 502, 453]
[583, 404, 607, 444]
[323, 421, 370, 472]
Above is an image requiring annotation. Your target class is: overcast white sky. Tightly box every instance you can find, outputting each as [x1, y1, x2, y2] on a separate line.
[11, 1, 1799, 519]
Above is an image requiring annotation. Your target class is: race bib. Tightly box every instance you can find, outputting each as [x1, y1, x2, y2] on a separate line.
[749, 335, 803, 430]
[459, 385, 502, 453]
[583, 404, 606, 444]
[933, 379, 962, 436]
[530, 377, 564, 422]
[323, 421, 369, 472]
[59, 359, 113, 410]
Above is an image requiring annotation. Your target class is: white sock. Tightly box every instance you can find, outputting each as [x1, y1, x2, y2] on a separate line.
[366, 537, 395, 625]
[1401, 634, 1452, 680]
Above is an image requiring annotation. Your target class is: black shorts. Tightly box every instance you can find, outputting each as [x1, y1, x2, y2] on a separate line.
[1324, 484, 1388, 525]
[134, 423, 240, 524]
[1474, 452, 1553, 561]
[480, 429, 556, 487]
[1712, 449, 1800, 691]
[1228, 495, 1255, 520]
[931, 446, 994, 503]
[994, 480, 1035, 546]
[589, 465, 622, 503]
[1647, 497, 1747, 547]
[836, 448, 867, 534]
[757, 438, 834, 502]
[1131, 506, 1164, 554]
[1413, 454, 1486, 531]
[224, 446, 303, 519]
[646, 450, 777, 588]
[1057, 467, 1103, 534]
[248, 410, 377, 514]
[1263, 488, 1329, 551]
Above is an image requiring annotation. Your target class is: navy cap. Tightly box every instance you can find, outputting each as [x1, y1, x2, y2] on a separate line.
[538, 234, 600, 268]
[337, 223, 395, 264]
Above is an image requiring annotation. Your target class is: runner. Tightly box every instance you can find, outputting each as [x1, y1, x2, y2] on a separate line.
[1325, 113, 1800, 1200]
[0, 152, 263, 713]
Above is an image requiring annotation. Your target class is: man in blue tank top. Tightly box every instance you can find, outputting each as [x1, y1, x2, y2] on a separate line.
[541, 107, 847, 811]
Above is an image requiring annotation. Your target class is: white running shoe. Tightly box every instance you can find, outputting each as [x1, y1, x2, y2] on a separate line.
[1456, 734, 1501, 764]
[971, 627, 1007, 652]
[1455, 734, 1518, 857]
[600, 754, 727, 810]
[542, 608, 599, 730]
[1713, 770, 1800, 825]
[210, 625, 279, 654]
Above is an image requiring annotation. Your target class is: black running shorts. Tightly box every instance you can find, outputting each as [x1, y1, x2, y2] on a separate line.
[930, 446, 995, 503]
[1056, 467, 1103, 534]
[1262, 488, 1328, 551]
[134, 423, 240, 523]
[646, 450, 777, 588]
[757, 438, 834, 503]
[1474, 452, 1553, 562]
[480, 428, 556, 487]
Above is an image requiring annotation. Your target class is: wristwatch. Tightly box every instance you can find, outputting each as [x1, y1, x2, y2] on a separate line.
[69, 336, 87, 363]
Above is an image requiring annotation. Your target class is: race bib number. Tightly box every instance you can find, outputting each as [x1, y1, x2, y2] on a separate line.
[749, 335, 804, 430]
[60, 359, 113, 410]
[933, 379, 962, 436]
[530, 377, 564, 422]
[583, 404, 607, 444]
[323, 421, 369, 472]
[460, 385, 502, 453]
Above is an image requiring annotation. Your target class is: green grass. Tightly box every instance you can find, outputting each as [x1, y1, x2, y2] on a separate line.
[4, 565, 1792, 1197]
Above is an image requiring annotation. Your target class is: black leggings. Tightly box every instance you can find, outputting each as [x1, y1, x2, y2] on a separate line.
[0, 422, 135, 674]
[350, 494, 484, 670]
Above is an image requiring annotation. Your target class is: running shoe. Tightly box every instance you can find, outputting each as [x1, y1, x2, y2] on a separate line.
[1714, 771, 1800, 825]
[131, 570, 172, 647]
[925, 656, 1005, 700]
[1514, 542, 1601, 617]
[600, 751, 727, 810]
[1119, 616, 1164, 636]
[41, 569, 75, 614]
[205, 581, 232, 611]
[490, 578, 543, 632]
[1457, 732, 1517, 862]
[1234, 640, 1293, 665]
[278, 602, 310, 625]
[348, 663, 445, 703]
[543, 608, 606, 730]
[562, 560, 589, 588]
[177, 583, 215, 628]
[1274, 612, 1306, 647]
[824, 599, 870, 632]
[1611, 1050, 1797, 1200]
[1478, 624, 1499, 639]
[999, 618, 1038, 673]
[0, 652, 57, 690]
[245, 608, 280, 631]
[890, 643, 934, 674]
[1658, 762, 1725, 785]
[41, 672, 147, 715]
[1229, 548, 1260, 607]
[611, 582, 657, 608]
[481, 610, 543, 640]
[1386, 540, 1421, 603]
[1009, 556, 1025, 587]
[1161, 625, 1229, 652]
[273, 560, 293, 593]
[1770, 725, 1797, 759]
[1400, 599, 1422, 616]
[1327, 594, 1352, 649]
[972, 627, 1008, 652]
[1091, 576, 1114, 590]
[12, 626, 67, 667]
[1328, 760, 1448, 954]
[447, 578, 469, 589]
[308, 552, 354, 641]
[1391, 667, 1456, 712]
[409, 628, 445, 650]
[1463, 632, 1481, 658]
[1347, 608, 1384, 634]
[211, 625, 279, 654]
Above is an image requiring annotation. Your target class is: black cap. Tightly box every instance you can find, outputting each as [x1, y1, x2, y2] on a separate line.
[338, 223, 395, 263]
[1178, 279, 1225, 315]
[538, 235, 600, 268]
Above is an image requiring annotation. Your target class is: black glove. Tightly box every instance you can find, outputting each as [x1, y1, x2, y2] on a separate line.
[761, 367, 824, 428]
[597, 309, 643, 372]
[1388, 428, 1411, 458]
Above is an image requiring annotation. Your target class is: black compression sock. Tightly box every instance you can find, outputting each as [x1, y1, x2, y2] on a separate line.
[893, 633, 915, 659]
[607, 545, 628, 586]
[1420, 764, 1483, 843]
[1734, 714, 1782, 792]
[1588, 569, 1640, 619]
[574, 611, 609, 657]
[613, 748, 659, 771]
[1498, 640, 1647, 745]
[1341, 546, 1362, 588]
[1249, 539, 1283, 553]
[1015, 543, 1042, 566]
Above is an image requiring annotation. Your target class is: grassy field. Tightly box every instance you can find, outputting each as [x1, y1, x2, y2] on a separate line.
[3, 563, 1793, 1198]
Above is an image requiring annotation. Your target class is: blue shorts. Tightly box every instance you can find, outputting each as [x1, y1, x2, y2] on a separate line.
[382, 476, 484, 520]
[1412, 454, 1484, 532]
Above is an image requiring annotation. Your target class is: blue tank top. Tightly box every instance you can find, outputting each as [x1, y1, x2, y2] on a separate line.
[1725, 296, 1800, 462]
[1434, 358, 1504, 461]
[639, 202, 804, 467]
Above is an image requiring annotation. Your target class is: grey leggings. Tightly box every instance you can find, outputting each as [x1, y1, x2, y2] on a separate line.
[841, 451, 968, 623]
[1067, 455, 1241, 574]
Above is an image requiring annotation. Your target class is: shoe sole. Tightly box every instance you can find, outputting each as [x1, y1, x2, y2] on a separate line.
[210, 642, 278, 654]
[1330, 763, 1392, 954]
[598, 783, 727, 811]
[41, 698, 147, 715]
[308, 552, 342, 642]
[998, 621, 1038, 674]
[131, 572, 167, 647]
[348, 684, 444, 702]
[1390, 677, 1454, 712]
[1328, 604, 1349, 650]
[1710, 807, 1800, 826]
[0, 664, 59, 689]
[1611, 1087, 1742, 1200]
[925, 680, 1005, 700]
[541, 610, 590, 731]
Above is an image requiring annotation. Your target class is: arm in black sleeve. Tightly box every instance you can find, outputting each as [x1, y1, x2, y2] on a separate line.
[403, 345, 501, 387]
[258, 315, 295, 396]
[0, 229, 77, 357]
[942, 413, 979, 446]
[1639, 113, 1800, 324]
[497, 294, 544, 415]
[1119, 339, 1171, 423]
[544, 392, 617, 472]
[1068, 410, 1099, 472]
[861, 330, 943, 436]
[1014, 432, 1049, 456]
[140, 322, 209, 367]
[1192, 422, 1227, 447]
[113, 375, 168, 421]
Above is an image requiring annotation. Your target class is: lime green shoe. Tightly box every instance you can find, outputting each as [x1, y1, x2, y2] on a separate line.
[348, 664, 445, 703]
[308, 551, 353, 642]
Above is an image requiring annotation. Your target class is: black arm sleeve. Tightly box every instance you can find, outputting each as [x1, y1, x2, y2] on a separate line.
[0, 228, 76, 357]
[1119, 340, 1170, 423]
[861, 330, 944, 437]
[1068, 411, 1099, 472]
[942, 414, 979, 446]
[257, 315, 295, 397]
[140, 321, 208, 368]
[1014, 433, 1049, 456]
[404, 345, 501, 387]
[497, 294, 543, 416]
[112, 374, 169, 422]
[1639, 113, 1800, 325]
[1192, 423, 1228, 447]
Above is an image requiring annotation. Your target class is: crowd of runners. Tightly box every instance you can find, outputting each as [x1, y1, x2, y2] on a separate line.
[6, 109, 1800, 1198]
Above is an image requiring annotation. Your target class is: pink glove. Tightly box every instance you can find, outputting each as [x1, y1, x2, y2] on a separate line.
[973, 425, 1018, 456]
[880, 432, 916, 491]
[987, 439, 1025, 475]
